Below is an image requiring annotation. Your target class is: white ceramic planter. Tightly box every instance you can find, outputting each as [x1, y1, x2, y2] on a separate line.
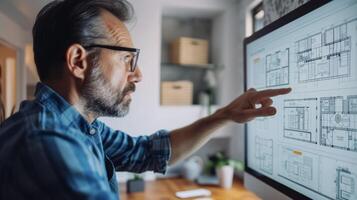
[216, 165, 234, 189]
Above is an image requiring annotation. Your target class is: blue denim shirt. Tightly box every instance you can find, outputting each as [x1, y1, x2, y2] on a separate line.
[0, 83, 171, 200]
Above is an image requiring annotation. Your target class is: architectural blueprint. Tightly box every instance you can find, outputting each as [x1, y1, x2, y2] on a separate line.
[246, 1, 357, 199]
[266, 48, 290, 87]
[255, 136, 274, 175]
[278, 146, 318, 190]
[336, 167, 356, 200]
[284, 98, 318, 144]
[320, 96, 357, 152]
[296, 22, 352, 83]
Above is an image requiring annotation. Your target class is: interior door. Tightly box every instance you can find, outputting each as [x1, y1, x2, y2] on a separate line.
[3, 57, 16, 118]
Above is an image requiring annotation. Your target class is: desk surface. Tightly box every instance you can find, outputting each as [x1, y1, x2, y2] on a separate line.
[120, 178, 261, 200]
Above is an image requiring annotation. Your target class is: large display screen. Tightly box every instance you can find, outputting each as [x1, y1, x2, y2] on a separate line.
[245, 0, 357, 199]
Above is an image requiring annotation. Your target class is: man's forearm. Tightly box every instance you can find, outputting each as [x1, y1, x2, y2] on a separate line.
[168, 87, 291, 164]
[169, 108, 229, 164]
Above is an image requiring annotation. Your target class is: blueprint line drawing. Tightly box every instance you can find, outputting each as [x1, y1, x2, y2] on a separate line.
[284, 98, 318, 143]
[319, 156, 357, 200]
[336, 167, 356, 200]
[255, 136, 273, 175]
[278, 148, 357, 200]
[266, 48, 289, 87]
[320, 95, 357, 152]
[296, 20, 354, 83]
[278, 146, 318, 190]
[251, 116, 275, 131]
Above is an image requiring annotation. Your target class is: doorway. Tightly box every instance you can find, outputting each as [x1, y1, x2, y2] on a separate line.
[0, 41, 17, 120]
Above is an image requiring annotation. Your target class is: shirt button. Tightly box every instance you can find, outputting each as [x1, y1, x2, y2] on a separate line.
[89, 128, 96, 135]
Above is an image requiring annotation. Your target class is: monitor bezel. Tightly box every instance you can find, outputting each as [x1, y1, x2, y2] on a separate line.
[244, 0, 332, 200]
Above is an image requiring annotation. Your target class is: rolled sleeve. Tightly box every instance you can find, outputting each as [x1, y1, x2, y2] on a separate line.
[147, 130, 171, 174]
[99, 121, 171, 173]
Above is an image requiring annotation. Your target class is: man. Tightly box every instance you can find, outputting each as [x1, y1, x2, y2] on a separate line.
[0, 0, 291, 199]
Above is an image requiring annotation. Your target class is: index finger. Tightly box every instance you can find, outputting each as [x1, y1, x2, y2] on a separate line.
[253, 88, 291, 100]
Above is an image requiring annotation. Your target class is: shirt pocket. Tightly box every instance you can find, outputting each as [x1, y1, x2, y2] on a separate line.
[105, 155, 119, 194]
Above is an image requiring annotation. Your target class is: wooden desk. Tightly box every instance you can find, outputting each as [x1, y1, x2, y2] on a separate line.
[120, 178, 261, 200]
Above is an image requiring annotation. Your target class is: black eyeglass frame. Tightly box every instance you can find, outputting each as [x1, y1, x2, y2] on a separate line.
[84, 44, 140, 72]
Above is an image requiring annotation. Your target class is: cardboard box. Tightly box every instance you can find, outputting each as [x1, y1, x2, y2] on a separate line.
[161, 81, 193, 105]
[170, 37, 208, 66]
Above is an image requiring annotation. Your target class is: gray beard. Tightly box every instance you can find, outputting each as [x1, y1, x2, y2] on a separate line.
[81, 65, 134, 118]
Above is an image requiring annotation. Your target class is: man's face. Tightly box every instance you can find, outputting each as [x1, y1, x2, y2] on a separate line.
[81, 11, 142, 118]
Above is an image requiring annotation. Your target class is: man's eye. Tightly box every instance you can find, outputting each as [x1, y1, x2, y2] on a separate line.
[123, 55, 132, 63]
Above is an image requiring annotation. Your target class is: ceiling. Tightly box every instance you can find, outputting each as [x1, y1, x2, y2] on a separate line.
[0, 0, 50, 30]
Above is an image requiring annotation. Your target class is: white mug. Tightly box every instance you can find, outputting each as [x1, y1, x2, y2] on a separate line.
[216, 165, 234, 189]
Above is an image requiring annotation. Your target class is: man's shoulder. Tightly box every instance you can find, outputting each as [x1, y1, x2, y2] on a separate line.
[1, 100, 57, 132]
[0, 99, 84, 146]
[0, 100, 92, 162]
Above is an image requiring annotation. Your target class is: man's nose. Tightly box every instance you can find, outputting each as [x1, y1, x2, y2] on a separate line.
[129, 66, 142, 83]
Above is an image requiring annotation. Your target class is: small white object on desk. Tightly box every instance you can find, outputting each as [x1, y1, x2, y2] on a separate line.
[175, 188, 212, 199]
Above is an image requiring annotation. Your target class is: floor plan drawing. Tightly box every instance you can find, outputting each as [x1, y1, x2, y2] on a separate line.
[336, 167, 356, 200]
[266, 48, 289, 87]
[318, 156, 357, 200]
[246, 1, 357, 198]
[284, 98, 318, 144]
[296, 21, 353, 83]
[249, 52, 267, 89]
[255, 136, 273, 175]
[252, 116, 275, 131]
[320, 95, 357, 152]
[278, 146, 318, 190]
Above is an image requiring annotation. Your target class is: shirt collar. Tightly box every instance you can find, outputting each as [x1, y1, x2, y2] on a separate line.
[35, 82, 97, 134]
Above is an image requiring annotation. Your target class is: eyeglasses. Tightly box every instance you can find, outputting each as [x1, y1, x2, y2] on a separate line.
[84, 44, 140, 72]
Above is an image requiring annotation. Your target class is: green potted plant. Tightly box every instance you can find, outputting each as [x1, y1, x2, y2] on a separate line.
[126, 174, 145, 193]
[205, 152, 244, 188]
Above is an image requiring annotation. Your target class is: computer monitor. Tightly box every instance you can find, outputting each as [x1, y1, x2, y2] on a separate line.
[244, 0, 357, 199]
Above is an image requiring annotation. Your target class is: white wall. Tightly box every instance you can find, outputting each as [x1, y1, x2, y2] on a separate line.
[227, 0, 255, 173]
[101, 0, 242, 138]
[100, 0, 163, 134]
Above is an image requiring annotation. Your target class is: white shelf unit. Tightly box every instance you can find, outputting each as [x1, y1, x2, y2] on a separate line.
[103, 0, 242, 141]
[160, 10, 223, 106]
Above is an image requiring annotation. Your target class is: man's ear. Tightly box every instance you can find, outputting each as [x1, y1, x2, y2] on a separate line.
[65, 44, 88, 80]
